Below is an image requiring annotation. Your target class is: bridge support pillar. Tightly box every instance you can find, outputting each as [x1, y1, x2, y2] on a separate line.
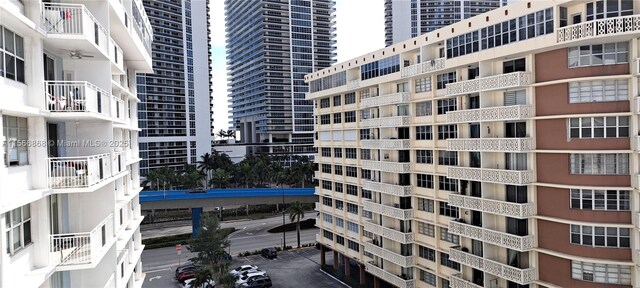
[192, 207, 203, 237]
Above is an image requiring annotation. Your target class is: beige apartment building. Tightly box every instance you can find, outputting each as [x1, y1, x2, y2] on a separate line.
[305, 0, 640, 287]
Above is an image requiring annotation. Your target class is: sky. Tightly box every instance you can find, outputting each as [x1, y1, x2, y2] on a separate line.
[209, 0, 384, 133]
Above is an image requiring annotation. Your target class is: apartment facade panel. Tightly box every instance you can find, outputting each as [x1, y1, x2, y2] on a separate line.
[307, 1, 640, 287]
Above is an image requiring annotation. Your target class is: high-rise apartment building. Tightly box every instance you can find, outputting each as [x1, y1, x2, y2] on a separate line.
[137, 0, 213, 175]
[0, 0, 152, 287]
[225, 0, 336, 162]
[307, 1, 639, 287]
[384, 0, 507, 46]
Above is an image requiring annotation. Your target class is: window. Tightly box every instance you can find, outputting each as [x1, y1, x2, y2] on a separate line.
[416, 150, 433, 164]
[440, 252, 460, 270]
[586, 0, 634, 21]
[569, 79, 628, 103]
[345, 111, 356, 123]
[570, 189, 629, 211]
[503, 58, 526, 73]
[3, 116, 28, 166]
[333, 113, 341, 124]
[569, 153, 629, 175]
[397, 82, 410, 92]
[345, 166, 357, 177]
[361, 189, 372, 199]
[333, 95, 341, 106]
[448, 31, 480, 58]
[347, 221, 359, 233]
[321, 148, 331, 157]
[418, 246, 436, 262]
[568, 42, 628, 68]
[504, 90, 527, 106]
[334, 183, 343, 193]
[322, 196, 333, 206]
[347, 240, 360, 252]
[418, 222, 435, 237]
[345, 92, 356, 104]
[437, 99, 457, 115]
[323, 229, 333, 240]
[322, 213, 333, 224]
[335, 217, 344, 228]
[416, 174, 434, 188]
[361, 169, 371, 180]
[336, 235, 344, 245]
[4, 205, 31, 254]
[438, 124, 458, 140]
[360, 149, 371, 160]
[481, 20, 517, 50]
[346, 184, 358, 196]
[362, 210, 372, 219]
[334, 165, 343, 175]
[416, 126, 433, 140]
[517, 8, 554, 40]
[569, 116, 629, 138]
[570, 225, 629, 248]
[438, 176, 458, 192]
[346, 203, 358, 214]
[438, 151, 458, 166]
[333, 147, 342, 158]
[571, 261, 631, 285]
[415, 101, 432, 117]
[439, 202, 459, 218]
[417, 198, 434, 212]
[437, 72, 456, 90]
[415, 77, 432, 93]
[320, 114, 330, 125]
[320, 98, 330, 108]
[321, 164, 331, 173]
[345, 148, 357, 159]
[335, 200, 344, 210]
[360, 129, 371, 140]
[419, 269, 437, 285]
[361, 55, 400, 80]
[322, 180, 332, 190]
[0, 27, 25, 83]
[440, 227, 460, 244]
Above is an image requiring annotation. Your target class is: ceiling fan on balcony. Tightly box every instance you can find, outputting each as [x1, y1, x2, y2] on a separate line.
[69, 50, 94, 59]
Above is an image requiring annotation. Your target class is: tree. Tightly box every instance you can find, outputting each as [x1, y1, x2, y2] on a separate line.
[288, 201, 305, 248]
[210, 168, 231, 188]
[216, 129, 228, 140]
[142, 166, 178, 190]
[226, 129, 236, 140]
[189, 214, 236, 288]
[197, 152, 216, 188]
[290, 155, 314, 188]
[190, 268, 214, 288]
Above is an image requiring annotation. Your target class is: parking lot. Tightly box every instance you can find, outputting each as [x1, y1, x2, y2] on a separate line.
[143, 247, 344, 288]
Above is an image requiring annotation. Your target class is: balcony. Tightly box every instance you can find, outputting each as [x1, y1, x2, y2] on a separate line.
[360, 139, 411, 149]
[363, 221, 412, 244]
[450, 274, 483, 288]
[401, 58, 446, 78]
[447, 138, 533, 152]
[47, 153, 113, 191]
[44, 81, 111, 119]
[446, 72, 532, 96]
[556, 15, 640, 43]
[448, 221, 536, 251]
[448, 194, 536, 219]
[109, 37, 125, 74]
[448, 167, 534, 185]
[41, 3, 109, 57]
[111, 96, 126, 122]
[360, 92, 410, 108]
[446, 105, 533, 123]
[49, 214, 114, 269]
[364, 241, 414, 267]
[362, 180, 412, 197]
[362, 201, 413, 220]
[362, 160, 411, 173]
[365, 262, 415, 288]
[360, 116, 411, 128]
[347, 80, 360, 90]
[448, 248, 537, 285]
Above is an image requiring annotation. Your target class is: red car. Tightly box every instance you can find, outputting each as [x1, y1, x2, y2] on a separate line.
[178, 270, 196, 283]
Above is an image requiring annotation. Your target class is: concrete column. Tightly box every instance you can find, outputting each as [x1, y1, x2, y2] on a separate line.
[359, 264, 366, 285]
[320, 245, 326, 266]
[373, 276, 380, 288]
[191, 207, 203, 237]
[333, 251, 339, 269]
[344, 255, 350, 277]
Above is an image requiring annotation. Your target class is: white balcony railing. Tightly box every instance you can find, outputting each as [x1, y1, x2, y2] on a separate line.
[362, 160, 411, 173]
[347, 80, 360, 90]
[446, 72, 532, 96]
[363, 221, 412, 244]
[448, 194, 536, 219]
[401, 58, 446, 78]
[360, 92, 410, 108]
[365, 262, 415, 288]
[362, 180, 412, 197]
[449, 274, 483, 288]
[360, 116, 411, 128]
[360, 139, 411, 149]
[48, 153, 112, 189]
[447, 138, 533, 152]
[448, 167, 534, 185]
[557, 15, 640, 43]
[362, 201, 413, 220]
[448, 221, 536, 251]
[449, 248, 537, 285]
[364, 241, 414, 267]
[41, 3, 108, 54]
[44, 81, 111, 116]
[50, 214, 114, 266]
[446, 105, 533, 123]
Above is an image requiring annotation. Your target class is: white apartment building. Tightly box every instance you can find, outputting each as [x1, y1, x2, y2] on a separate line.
[307, 0, 640, 287]
[0, 0, 152, 287]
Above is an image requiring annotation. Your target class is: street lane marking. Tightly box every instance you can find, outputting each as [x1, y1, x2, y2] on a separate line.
[145, 267, 171, 274]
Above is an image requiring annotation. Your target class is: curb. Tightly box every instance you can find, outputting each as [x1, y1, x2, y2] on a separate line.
[319, 268, 351, 287]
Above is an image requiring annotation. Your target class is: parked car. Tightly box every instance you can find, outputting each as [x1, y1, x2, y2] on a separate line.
[236, 269, 267, 279]
[261, 248, 277, 259]
[178, 271, 197, 283]
[183, 278, 216, 288]
[176, 263, 204, 278]
[229, 265, 258, 277]
[235, 272, 265, 286]
[241, 276, 272, 288]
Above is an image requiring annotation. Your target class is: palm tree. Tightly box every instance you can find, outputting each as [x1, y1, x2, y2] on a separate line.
[290, 155, 314, 187]
[288, 201, 305, 248]
[210, 168, 231, 188]
[190, 268, 214, 288]
[226, 129, 236, 140]
[216, 129, 227, 140]
[197, 152, 216, 188]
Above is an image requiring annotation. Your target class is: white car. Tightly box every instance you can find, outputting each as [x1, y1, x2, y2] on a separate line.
[237, 269, 267, 279]
[182, 278, 216, 288]
[229, 265, 258, 277]
[235, 272, 265, 286]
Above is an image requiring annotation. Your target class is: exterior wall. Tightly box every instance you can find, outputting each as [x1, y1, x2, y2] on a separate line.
[537, 186, 631, 223]
[534, 48, 630, 83]
[538, 253, 632, 288]
[536, 118, 630, 150]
